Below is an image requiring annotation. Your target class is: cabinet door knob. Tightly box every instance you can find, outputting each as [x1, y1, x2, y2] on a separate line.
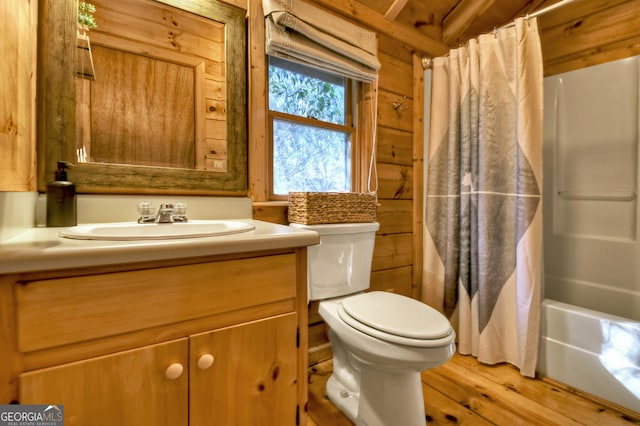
[197, 354, 215, 370]
[165, 362, 184, 380]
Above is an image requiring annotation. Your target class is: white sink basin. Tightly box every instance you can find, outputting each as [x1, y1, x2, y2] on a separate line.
[58, 220, 255, 241]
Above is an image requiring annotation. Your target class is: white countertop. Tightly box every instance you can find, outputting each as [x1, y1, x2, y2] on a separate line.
[0, 220, 319, 275]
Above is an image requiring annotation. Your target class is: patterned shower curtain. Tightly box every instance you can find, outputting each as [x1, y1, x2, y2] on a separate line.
[423, 17, 543, 377]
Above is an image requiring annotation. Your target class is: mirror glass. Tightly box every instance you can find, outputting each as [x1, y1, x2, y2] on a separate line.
[38, 0, 247, 194]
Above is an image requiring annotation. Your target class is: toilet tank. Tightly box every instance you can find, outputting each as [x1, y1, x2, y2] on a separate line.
[290, 222, 380, 301]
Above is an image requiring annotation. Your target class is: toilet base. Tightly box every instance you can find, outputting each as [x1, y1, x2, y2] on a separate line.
[326, 374, 359, 422]
[326, 365, 427, 426]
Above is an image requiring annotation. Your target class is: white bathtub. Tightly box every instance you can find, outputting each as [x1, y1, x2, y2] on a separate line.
[538, 299, 640, 412]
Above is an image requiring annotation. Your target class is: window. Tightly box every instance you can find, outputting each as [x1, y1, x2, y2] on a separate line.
[268, 57, 355, 199]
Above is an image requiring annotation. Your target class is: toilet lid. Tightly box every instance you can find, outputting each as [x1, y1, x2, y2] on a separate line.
[340, 291, 452, 340]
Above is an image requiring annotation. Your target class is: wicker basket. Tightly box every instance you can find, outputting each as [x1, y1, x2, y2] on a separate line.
[288, 192, 377, 225]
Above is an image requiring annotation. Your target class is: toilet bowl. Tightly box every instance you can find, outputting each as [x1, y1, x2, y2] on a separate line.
[290, 222, 455, 426]
[320, 293, 455, 426]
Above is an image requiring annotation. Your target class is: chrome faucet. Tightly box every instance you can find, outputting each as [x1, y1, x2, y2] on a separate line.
[155, 203, 175, 223]
[137, 202, 188, 223]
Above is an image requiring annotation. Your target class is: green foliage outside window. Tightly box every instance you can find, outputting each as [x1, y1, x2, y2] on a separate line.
[78, 2, 97, 29]
[269, 66, 345, 124]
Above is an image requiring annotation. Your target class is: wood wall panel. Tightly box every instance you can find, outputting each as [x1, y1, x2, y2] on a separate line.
[377, 33, 415, 65]
[378, 52, 413, 96]
[544, 35, 640, 77]
[376, 163, 413, 200]
[308, 301, 331, 365]
[252, 203, 289, 225]
[0, 0, 37, 191]
[372, 233, 414, 271]
[308, 320, 331, 365]
[376, 127, 413, 166]
[377, 199, 412, 234]
[540, 1, 640, 69]
[540, 0, 640, 76]
[93, 0, 225, 56]
[536, 0, 629, 29]
[371, 265, 413, 295]
[377, 89, 413, 132]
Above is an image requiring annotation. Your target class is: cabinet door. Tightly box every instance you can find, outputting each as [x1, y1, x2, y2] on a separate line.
[19, 338, 189, 426]
[190, 313, 298, 426]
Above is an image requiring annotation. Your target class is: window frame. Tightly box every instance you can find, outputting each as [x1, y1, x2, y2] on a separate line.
[246, 0, 376, 206]
[266, 60, 357, 201]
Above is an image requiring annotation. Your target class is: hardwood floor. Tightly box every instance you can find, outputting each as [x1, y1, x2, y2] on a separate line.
[307, 354, 640, 425]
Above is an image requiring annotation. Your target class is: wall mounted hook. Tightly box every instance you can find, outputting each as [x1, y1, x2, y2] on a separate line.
[392, 96, 409, 112]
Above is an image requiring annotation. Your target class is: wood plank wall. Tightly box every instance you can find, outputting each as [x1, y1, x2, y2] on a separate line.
[0, 0, 37, 191]
[539, 0, 640, 76]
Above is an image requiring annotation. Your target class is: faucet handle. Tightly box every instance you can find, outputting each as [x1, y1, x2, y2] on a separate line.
[174, 202, 187, 214]
[174, 202, 188, 222]
[137, 201, 156, 223]
[137, 201, 155, 216]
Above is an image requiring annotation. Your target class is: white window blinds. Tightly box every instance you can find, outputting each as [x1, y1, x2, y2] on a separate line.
[263, 0, 380, 83]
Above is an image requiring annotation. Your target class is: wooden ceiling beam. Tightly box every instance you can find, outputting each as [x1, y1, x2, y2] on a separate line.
[442, 0, 498, 45]
[384, 0, 409, 21]
[311, 0, 448, 56]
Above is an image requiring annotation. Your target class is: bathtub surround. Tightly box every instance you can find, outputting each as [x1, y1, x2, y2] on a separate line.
[541, 55, 640, 412]
[423, 17, 544, 377]
[543, 55, 640, 322]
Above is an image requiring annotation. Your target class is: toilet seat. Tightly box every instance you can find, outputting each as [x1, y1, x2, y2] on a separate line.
[338, 291, 454, 348]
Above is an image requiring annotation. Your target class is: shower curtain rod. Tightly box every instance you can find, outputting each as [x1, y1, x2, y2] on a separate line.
[421, 0, 579, 69]
[497, 0, 578, 31]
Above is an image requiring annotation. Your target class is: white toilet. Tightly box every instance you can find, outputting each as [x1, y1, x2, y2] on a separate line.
[290, 222, 456, 426]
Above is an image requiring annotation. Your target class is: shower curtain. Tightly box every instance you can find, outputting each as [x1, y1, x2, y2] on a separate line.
[423, 17, 543, 377]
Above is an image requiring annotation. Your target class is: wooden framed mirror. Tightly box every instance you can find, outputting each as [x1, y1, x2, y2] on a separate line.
[37, 0, 247, 194]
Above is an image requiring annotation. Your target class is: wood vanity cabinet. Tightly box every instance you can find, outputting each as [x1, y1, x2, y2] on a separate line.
[0, 249, 308, 426]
